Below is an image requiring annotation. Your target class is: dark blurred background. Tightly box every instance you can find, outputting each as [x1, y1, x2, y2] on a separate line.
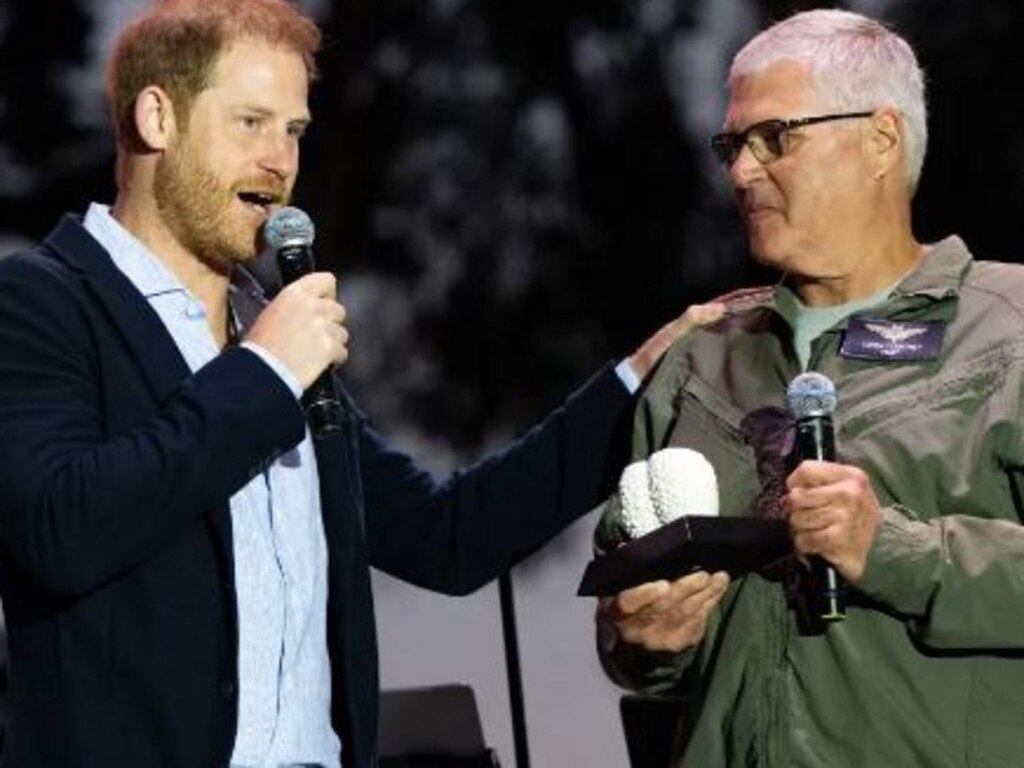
[3, 0, 1021, 468]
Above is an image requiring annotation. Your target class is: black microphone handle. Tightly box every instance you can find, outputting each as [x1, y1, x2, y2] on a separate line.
[794, 416, 846, 622]
[275, 243, 346, 435]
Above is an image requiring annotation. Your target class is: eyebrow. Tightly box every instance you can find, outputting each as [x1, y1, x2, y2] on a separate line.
[720, 117, 771, 134]
[235, 105, 312, 126]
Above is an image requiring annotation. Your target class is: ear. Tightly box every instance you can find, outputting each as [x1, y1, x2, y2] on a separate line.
[865, 108, 903, 181]
[133, 85, 178, 151]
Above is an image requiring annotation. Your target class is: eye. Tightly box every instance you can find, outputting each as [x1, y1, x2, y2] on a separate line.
[745, 120, 788, 163]
[239, 115, 264, 132]
[746, 127, 774, 158]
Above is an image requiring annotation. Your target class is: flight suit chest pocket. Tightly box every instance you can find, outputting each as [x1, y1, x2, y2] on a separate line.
[666, 375, 786, 520]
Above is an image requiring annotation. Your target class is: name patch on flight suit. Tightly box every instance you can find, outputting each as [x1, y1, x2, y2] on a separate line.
[840, 316, 945, 361]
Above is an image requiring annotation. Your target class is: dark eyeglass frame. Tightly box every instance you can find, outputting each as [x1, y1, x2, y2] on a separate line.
[710, 111, 874, 168]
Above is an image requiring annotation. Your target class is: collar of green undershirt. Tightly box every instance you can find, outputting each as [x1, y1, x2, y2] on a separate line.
[774, 277, 902, 370]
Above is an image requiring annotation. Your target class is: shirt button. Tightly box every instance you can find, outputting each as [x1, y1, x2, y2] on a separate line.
[220, 680, 235, 697]
[185, 300, 206, 320]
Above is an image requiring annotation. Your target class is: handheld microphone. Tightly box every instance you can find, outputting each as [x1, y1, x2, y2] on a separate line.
[263, 206, 346, 435]
[786, 371, 846, 622]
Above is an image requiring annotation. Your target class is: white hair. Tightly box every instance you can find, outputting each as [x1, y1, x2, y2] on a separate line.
[730, 9, 927, 195]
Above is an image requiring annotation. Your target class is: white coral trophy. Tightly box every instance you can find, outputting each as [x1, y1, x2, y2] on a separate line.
[647, 447, 719, 522]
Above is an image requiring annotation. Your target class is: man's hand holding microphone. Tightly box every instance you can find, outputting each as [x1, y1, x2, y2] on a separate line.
[244, 271, 349, 390]
[244, 206, 350, 435]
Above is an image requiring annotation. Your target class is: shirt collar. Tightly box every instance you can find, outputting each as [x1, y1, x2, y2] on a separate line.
[82, 202, 274, 323]
[891, 235, 972, 300]
[82, 203, 186, 299]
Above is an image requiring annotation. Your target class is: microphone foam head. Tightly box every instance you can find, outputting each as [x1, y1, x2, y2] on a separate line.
[264, 206, 315, 250]
[648, 447, 719, 521]
[786, 371, 837, 419]
[617, 461, 661, 538]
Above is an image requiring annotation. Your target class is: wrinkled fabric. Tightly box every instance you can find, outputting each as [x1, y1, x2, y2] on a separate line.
[598, 236, 1024, 768]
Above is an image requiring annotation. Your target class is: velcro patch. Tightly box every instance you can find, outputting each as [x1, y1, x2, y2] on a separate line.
[840, 316, 944, 361]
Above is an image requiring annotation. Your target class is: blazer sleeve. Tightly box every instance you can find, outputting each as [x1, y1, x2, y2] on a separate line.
[0, 252, 306, 596]
[359, 364, 634, 595]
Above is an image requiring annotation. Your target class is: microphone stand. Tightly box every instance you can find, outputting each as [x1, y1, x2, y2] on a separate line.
[498, 570, 530, 768]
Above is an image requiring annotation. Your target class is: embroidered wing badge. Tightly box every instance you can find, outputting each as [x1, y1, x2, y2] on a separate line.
[864, 323, 929, 344]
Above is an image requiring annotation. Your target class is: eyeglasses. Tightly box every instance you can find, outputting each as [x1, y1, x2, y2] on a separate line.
[710, 111, 874, 168]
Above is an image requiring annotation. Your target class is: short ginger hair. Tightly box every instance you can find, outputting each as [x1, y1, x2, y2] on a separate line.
[107, 0, 321, 146]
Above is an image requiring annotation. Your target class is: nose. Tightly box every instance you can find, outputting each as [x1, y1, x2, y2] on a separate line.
[727, 143, 765, 190]
[258, 129, 299, 181]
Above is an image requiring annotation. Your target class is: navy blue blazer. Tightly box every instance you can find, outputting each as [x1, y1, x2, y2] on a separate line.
[0, 215, 632, 768]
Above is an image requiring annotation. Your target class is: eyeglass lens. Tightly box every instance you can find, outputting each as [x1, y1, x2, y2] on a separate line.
[712, 121, 786, 167]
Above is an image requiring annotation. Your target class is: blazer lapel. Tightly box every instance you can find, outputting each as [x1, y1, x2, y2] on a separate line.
[45, 215, 237, 556]
[44, 214, 191, 403]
